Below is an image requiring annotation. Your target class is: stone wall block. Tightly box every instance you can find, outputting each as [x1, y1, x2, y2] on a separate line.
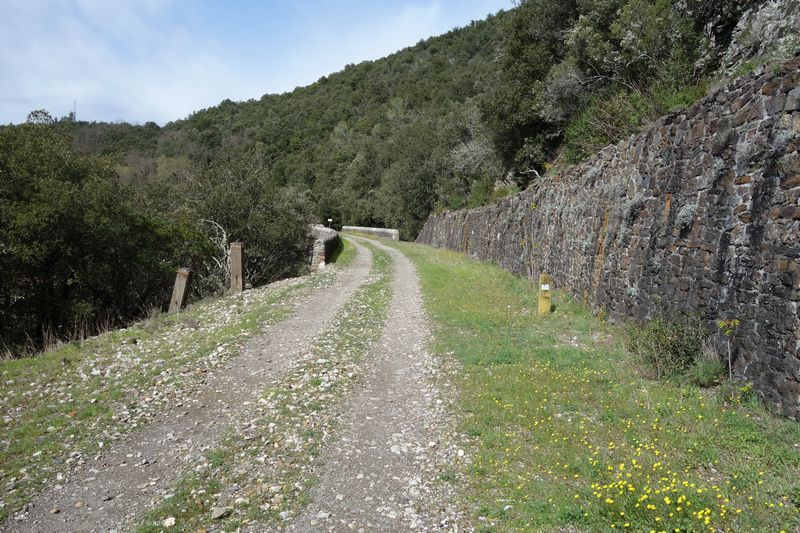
[785, 87, 800, 112]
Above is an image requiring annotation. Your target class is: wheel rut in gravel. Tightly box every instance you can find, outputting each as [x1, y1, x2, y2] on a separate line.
[288, 238, 467, 532]
[13, 242, 373, 533]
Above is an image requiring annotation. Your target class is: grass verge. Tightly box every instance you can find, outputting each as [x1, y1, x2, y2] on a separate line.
[396, 241, 800, 532]
[0, 270, 337, 523]
[330, 236, 357, 267]
[136, 242, 393, 531]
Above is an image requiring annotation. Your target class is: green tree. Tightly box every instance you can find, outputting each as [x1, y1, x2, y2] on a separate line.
[0, 121, 178, 351]
[481, 0, 578, 176]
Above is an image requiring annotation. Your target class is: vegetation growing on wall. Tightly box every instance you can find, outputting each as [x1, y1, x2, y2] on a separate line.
[483, 0, 756, 174]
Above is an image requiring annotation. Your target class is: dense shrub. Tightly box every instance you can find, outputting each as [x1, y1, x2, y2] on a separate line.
[0, 123, 181, 352]
[0, 123, 313, 354]
[484, 0, 751, 173]
[152, 152, 315, 291]
[625, 317, 707, 380]
[686, 339, 726, 387]
[561, 80, 709, 163]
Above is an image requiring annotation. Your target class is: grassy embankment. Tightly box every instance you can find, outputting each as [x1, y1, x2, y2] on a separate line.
[0, 241, 357, 523]
[138, 240, 392, 531]
[395, 240, 800, 532]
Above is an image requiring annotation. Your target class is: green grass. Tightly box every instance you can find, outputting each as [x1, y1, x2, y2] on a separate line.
[330, 236, 357, 266]
[560, 79, 709, 167]
[395, 241, 800, 532]
[0, 271, 336, 522]
[137, 242, 393, 531]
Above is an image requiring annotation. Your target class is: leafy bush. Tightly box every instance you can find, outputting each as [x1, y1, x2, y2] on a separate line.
[482, 0, 743, 175]
[716, 380, 758, 407]
[625, 317, 707, 380]
[0, 123, 181, 352]
[171, 155, 314, 291]
[0, 123, 314, 354]
[562, 88, 651, 163]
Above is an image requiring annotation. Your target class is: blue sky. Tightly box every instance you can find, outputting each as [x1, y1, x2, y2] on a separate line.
[0, 1, 510, 125]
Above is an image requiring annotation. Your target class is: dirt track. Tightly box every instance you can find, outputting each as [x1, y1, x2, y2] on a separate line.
[287, 238, 466, 532]
[7, 238, 467, 533]
[12, 244, 372, 532]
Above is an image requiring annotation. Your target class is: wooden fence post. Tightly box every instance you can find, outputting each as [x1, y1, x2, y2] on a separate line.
[538, 273, 552, 317]
[230, 242, 243, 293]
[169, 268, 191, 313]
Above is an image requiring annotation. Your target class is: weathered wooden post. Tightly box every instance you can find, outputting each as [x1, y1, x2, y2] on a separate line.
[169, 268, 191, 313]
[538, 273, 552, 317]
[230, 242, 243, 293]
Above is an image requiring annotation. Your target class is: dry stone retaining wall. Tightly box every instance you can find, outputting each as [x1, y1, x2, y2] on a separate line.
[417, 59, 800, 419]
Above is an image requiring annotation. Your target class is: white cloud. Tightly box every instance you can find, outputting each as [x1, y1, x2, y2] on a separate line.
[1, 0, 245, 124]
[0, 1, 508, 125]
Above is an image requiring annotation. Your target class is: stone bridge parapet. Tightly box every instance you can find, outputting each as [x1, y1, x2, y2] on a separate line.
[342, 226, 400, 241]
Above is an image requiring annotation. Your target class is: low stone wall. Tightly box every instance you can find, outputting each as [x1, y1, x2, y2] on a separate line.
[309, 225, 339, 270]
[342, 226, 400, 241]
[417, 59, 800, 419]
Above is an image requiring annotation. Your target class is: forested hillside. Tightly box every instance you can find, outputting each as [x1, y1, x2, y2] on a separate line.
[2, 0, 784, 352]
[60, 1, 761, 236]
[60, 12, 507, 240]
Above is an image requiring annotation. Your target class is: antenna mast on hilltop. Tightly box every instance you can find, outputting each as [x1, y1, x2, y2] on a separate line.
[73, 100, 77, 121]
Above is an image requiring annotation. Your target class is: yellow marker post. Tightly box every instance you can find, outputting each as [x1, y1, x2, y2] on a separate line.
[538, 273, 552, 317]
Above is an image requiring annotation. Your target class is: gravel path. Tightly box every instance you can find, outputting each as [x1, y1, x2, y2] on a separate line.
[11, 242, 372, 533]
[288, 238, 469, 532]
